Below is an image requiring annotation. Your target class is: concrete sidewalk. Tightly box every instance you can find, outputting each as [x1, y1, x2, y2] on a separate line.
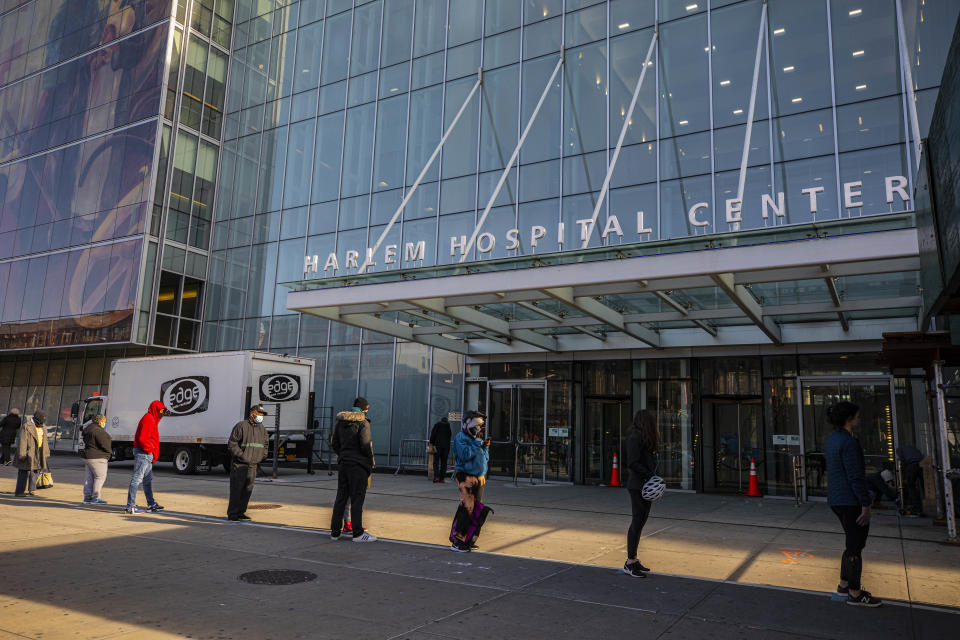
[0, 456, 958, 639]
[0, 485, 957, 640]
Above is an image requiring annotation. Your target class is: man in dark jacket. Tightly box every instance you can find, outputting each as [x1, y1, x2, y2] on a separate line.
[227, 404, 269, 521]
[429, 416, 452, 483]
[330, 397, 376, 542]
[0, 408, 20, 464]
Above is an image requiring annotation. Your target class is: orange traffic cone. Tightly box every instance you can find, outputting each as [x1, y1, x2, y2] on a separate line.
[746, 457, 763, 497]
[608, 452, 622, 487]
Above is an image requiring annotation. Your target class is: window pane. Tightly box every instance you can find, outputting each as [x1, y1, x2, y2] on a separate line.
[836, 96, 904, 152]
[351, 1, 383, 77]
[181, 39, 208, 130]
[312, 112, 345, 202]
[414, 0, 446, 56]
[340, 104, 376, 197]
[479, 65, 519, 172]
[564, 42, 606, 155]
[485, 0, 521, 35]
[830, 0, 899, 104]
[610, 29, 656, 149]
[773, 154, 838, 223]
[373, 96, 408, 192]
[838, 144, 908, 216]
[773, 108, 833, 162]
[711, 1, 769, 129]
[284, 120, 316, 207]
[440, 78, 479, 178]
[448, 0, 482, 46]
[768, 0, 832, 116]
[293, 20, 324, 92]
[382, 0, 414, 66]
[659, 13, 709, 137]
[520, 57, 561, 165]
[661, 174, 713, 239]
[321, 11, 351, 84]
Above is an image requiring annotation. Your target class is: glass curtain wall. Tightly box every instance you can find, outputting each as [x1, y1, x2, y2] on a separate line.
[205, 0, 954, 465]
[149, 0, 235, 350]
[0, 1, 171, 348]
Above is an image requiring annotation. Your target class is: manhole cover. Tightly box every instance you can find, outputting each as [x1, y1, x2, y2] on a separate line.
[246, 503, 282, 510]
[238, 570, 317, 585]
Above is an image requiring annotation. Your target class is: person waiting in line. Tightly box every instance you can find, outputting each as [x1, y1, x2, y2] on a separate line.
[897, 444, 926, 517]
[825, 401, 882, 607]
[865, 468, 899, 509]
[450, 411, 491, 552]
[227, 405, 270, 521]
[125, 401, 167, 514]
[429, 416, 452, 483]
[330, 397, 377, 542]
[81, 414, 112, 504]
[14, 412, 50, 497]
[0, 408, 21, 465]
[623, 410, 659, 578]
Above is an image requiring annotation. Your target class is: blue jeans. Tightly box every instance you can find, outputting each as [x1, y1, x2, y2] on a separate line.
[126, 449, 156, 507]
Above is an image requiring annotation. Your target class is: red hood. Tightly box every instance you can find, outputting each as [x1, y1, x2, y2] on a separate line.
[148, 400, 167, 421]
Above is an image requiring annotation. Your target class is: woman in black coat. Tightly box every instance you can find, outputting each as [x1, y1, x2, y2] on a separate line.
[623, 409, 658, 578]
[0, 408, 21, 464]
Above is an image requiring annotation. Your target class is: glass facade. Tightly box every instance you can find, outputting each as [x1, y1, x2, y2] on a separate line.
[0, 0, 172, 348]
[1, 1, 957, 485]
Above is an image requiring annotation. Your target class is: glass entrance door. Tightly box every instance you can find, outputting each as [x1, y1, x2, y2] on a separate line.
[798, 378, 897, 499]
[486, 382, 547, 481]
[584, 399, 631, 485]
[702, 400, 763, 492]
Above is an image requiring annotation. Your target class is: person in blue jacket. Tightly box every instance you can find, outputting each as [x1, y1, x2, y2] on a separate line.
[824, 401, 882, 607]
[453, 411, 490, 503]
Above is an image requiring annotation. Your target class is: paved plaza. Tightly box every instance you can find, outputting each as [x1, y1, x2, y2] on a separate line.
[0, 456, 958, 639]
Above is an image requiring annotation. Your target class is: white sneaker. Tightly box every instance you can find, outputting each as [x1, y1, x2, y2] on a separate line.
[352, 532, 377, 542]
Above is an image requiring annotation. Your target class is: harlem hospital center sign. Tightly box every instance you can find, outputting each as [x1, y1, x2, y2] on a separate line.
[302, 175, 911, 277]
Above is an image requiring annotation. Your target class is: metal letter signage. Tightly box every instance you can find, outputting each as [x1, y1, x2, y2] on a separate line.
[301, 175, 912, 277]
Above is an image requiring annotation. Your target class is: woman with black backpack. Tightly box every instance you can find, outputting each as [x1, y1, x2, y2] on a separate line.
[623, 409, 664, 578]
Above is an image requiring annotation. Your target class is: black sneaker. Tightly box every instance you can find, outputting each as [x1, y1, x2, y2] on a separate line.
[831, 585, 849, 602]
[847, 590, 882, 607]
[622, 562, 646, 578]
[238, 514, 252, 520]
[147, 503, 164, 513]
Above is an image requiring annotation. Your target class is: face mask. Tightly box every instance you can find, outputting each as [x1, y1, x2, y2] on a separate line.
[254, 415, 264, 424]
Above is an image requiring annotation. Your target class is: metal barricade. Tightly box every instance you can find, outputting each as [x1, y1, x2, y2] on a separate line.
[514, 442, 546, 486]
[792, 454, 804, 506]
[395, 439, 429, 475]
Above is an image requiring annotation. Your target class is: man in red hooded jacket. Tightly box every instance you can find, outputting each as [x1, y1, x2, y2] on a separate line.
[126, 400, 167, 514]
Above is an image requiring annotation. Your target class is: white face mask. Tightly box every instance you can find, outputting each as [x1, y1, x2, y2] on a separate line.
[254, 415, 264, 424]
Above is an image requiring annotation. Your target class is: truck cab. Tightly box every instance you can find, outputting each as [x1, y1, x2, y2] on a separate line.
[69, 394, 108, 453]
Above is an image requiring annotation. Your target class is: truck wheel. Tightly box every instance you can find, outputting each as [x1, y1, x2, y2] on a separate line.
[173, 446, 198, 474]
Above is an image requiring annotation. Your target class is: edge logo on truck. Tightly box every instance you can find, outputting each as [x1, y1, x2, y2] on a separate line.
[260, 374, 301, 402]
[160, 376, 210, 416]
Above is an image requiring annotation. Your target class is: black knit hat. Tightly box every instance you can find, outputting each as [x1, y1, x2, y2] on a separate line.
[353, 397, 370, 411]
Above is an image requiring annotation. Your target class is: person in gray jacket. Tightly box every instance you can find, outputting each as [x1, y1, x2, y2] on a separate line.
[14, 412, 50, 497]
[81, 414, 112, 504]
[227, 404, 269, 521]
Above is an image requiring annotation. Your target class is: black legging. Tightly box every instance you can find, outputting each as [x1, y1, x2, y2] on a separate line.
[831, 505, 870, 590]
[627, 489, 652, 560]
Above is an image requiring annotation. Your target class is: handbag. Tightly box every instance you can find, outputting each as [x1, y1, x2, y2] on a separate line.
[37, 470, 53, 489]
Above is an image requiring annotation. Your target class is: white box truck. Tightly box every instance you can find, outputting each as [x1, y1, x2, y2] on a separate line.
[75, 351, 315, 474]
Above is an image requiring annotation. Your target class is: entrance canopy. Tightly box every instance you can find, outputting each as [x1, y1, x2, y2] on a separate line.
[285, 223, 921, 356]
